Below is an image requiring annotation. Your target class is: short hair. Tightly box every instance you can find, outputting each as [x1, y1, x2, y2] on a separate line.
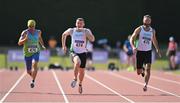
[76, 18, 84, 22]
[144, 15, 151, 19]
[27, 19, 36, 27]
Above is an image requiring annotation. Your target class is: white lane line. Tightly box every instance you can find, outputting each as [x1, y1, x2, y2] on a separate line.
[0, 71, 26, 102]
[108, 72, 180, 98]
[86, 74, 135, 103]
[52, 70, 69, 103]
[152, 76, 180, 85]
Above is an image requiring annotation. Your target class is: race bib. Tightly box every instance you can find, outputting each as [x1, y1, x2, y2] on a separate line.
[74, 40, 85, 47]
[27, 45, 38, 53]
[142, 37, 151, 45]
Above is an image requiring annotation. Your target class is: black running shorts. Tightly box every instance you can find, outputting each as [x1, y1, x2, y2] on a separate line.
[136, 50, 152, 69]
[71, 52, 87, 68]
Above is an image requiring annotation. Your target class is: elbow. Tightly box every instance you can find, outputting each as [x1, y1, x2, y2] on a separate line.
[92, 38, 95, 42]
[18, 41, 22, 46]
[18, 42, 21, 46]
[91, 36, 95, 42]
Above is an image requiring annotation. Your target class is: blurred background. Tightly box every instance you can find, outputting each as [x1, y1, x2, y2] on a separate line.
[0, 0, 180, 72]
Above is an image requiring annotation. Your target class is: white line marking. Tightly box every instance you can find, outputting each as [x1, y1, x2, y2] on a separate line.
[108, 72, 180, 98]
[152, 76, 180, 85]
[52, 70, 69, 103]
[86, 74, 135, 103]
[0, 71, 26, 102]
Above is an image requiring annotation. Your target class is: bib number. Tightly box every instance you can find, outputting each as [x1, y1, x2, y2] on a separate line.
[76, 43, 83, 47]
[28, 45, 38, 53]
[143, 39, 150, 44]
[74, 40, 84, 47]
[142, 37, 151, 45]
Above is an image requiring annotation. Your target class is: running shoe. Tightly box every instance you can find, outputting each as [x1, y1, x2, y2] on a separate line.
[143, 85, 147, 92]
[78, 84, 83, 94]
[30, 80, 35, 88]
[71, 79, 77, 88]
[141, 67, 145, 77]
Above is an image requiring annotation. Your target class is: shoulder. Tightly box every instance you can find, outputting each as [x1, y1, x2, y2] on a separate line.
[36, 29, 41, 32]
[36, 29, 42, 36]
[66, 28, 74, 33]
[84, 28, 91, 31]
[151, 27, 156, 34]
[67, 28, 74, 31]
[21, 29, 28, 36]
[135, 26, 142, 32]
[84, 28, 92, 33]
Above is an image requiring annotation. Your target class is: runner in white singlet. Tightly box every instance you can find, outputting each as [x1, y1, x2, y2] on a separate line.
[130, 15, 161, 92]
[61, 18, 95, 94]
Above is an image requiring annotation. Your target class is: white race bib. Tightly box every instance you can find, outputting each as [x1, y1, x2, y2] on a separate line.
[28, 45, 38, 53]
[74, 40, 85, 48]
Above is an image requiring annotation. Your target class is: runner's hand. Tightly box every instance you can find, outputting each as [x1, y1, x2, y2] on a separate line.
[62, 46, 67, 54]
[156, 49, 162, 58]
[132, 47, 137, 54]
[42, 45, 46, 50]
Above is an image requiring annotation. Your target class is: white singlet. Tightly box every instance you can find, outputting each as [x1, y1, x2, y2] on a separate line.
[137, 26, 154, 51]
[69, 28, 91, 53]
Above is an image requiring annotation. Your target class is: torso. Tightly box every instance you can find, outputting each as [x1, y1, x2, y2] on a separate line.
[70, 28, 87, 53]
[23, 29, 40, 57]
[137, 25, 154, 51]
[168, 42, 177, 51]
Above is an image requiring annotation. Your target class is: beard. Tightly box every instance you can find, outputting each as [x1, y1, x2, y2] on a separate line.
[143, 23, 151, 27]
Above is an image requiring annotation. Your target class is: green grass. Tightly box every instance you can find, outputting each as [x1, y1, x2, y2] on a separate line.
[0, 54, 172, 71]
[151, 59, 169, 70]
[0, 54, 6, 68]
[173, 70, 180, 74]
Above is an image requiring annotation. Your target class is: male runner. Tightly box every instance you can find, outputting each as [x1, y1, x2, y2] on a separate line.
[18, 19, 46, 88]
[130, 15, 161, 91]
[61, 18, 95, 94]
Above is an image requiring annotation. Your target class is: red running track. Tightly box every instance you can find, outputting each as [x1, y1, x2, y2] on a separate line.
[0, 69, 180, 103]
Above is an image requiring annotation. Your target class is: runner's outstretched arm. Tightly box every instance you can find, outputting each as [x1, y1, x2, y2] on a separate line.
[61, 28, 71, 53]
[38, 30, 46, 49]
[152, 30, 161, 57]
[86, 29, 95, 42]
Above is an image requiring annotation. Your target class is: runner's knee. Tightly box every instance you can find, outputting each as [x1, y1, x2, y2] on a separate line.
[27, 70, 31, 75]
[137, 69, 142, 75]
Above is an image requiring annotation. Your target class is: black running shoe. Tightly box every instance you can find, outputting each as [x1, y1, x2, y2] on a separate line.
[141, 67, 145, 77]
[30, 82, 35, 88]
[143, 85, 147, 92]
[78, 84, 83, 94]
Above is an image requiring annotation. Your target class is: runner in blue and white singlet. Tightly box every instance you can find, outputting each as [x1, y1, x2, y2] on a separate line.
[18, 19, 46, 88]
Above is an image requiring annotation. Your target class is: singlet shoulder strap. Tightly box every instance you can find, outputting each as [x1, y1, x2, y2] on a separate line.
[140, 25, 144, 32]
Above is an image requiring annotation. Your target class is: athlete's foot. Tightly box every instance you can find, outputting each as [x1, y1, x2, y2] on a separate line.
[78, 84, 83, 94]
[30, 80, 35, 88]
[143, 85, 147, 92]
[141, 67, 145, 77]
[71, 79, 77, 88]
